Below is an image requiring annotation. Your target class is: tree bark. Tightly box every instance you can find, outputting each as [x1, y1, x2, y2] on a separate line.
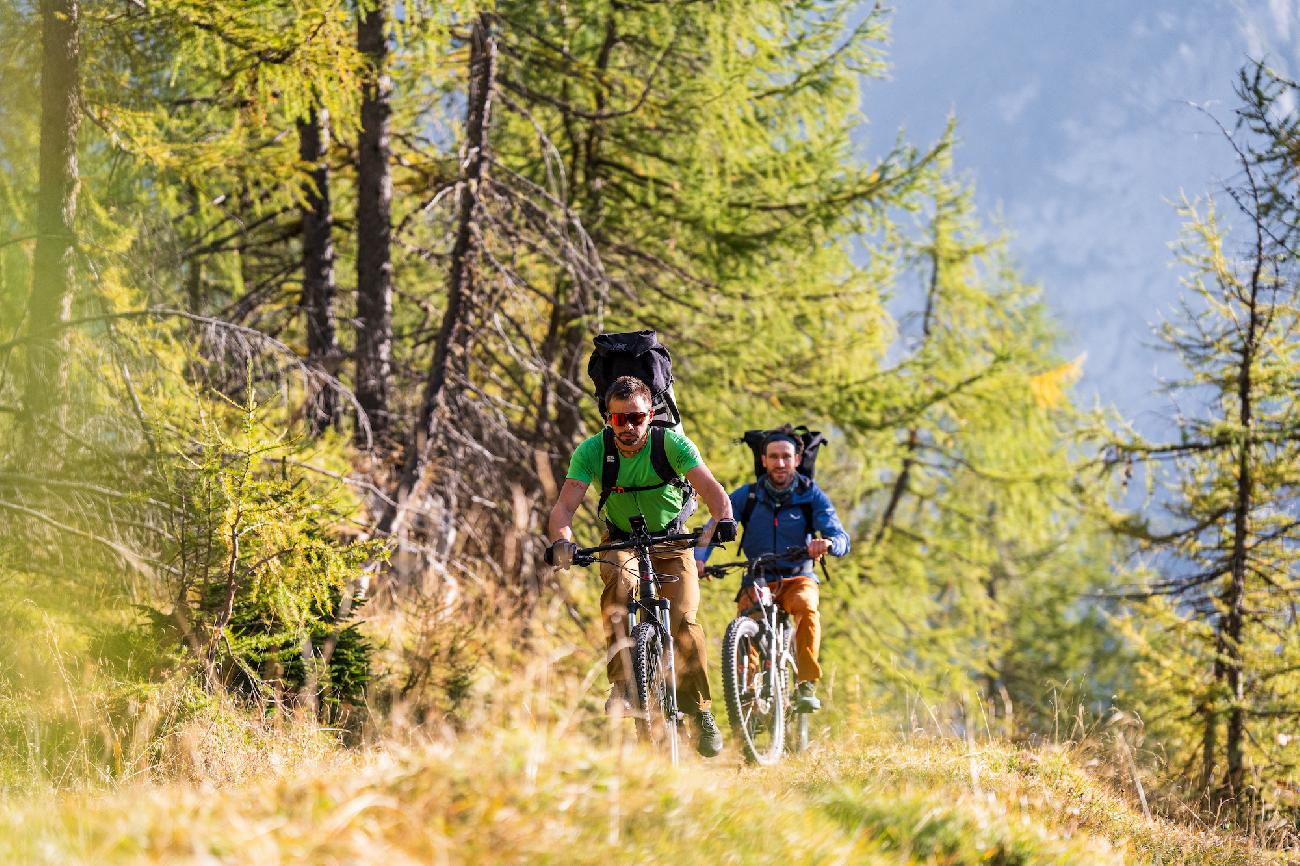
[299, 107, 340, 435]
[1200, 693, 1218, 795]
[1221, 253, 1260, 808]
[23, 0, 81, 426]
[354, 0, 393, 443]
[379, 13, 496, 542]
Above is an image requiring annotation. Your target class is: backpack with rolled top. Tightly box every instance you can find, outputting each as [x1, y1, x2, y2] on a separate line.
[586, 330, 695, 530]
[587, 330, 681, 429]
[738, 426, 829, 574]
[739, 425, 826, 482]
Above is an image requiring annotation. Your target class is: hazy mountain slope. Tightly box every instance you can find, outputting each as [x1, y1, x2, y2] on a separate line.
[862, 0, 1299, 426]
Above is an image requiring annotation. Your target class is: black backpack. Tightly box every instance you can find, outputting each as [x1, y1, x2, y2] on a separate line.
[740, 426, 826, 481]
[737, 426, 828, 560]
[587, 330, 681, 428]
[587, 331, 694, 532]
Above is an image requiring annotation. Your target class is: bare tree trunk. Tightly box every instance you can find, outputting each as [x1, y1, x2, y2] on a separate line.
[1199, 691, 1218, 795]
[1222, 564, 1247, 804]
[354, 0, 393, 443]
[378, 13, 497, 543]
[1222, 269, 1259, 809]
[185, 186, 203, 311]
[23, 0, 80, 426]
[299, 107, 340, 435]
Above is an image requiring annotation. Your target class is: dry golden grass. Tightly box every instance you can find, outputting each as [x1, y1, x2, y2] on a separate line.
[1, 585, 1287, 864]
[0, 710, 1288, 866]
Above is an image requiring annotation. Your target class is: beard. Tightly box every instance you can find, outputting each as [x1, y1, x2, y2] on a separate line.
[768, 468, 795, 486]
[617, 430, 644, 447]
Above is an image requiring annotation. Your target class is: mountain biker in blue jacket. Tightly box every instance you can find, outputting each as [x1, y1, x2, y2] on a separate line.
[697, 426, 850, 712]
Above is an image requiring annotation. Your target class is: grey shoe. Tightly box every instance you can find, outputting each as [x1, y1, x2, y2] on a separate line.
[695, 710, 723, 757]
[605, 682, 633, 716]
[795, 681, 821, 713]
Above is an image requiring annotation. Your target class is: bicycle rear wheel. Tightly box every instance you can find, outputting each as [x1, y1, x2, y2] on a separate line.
[632, 621, 678, 763]
[721, 616, 784, 764]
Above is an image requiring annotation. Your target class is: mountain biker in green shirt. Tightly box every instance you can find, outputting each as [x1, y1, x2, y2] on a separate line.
[545, 376, 737, 757]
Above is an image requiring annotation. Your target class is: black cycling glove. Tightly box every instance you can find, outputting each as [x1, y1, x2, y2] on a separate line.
[544, 539, 577, 569]
[712, 518, 738, 545]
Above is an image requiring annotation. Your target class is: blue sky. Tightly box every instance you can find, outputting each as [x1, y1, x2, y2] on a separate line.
[860, 0, 1297, 427]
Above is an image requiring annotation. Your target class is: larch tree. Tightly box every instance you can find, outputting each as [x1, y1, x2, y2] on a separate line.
[380, 11, 498, 542]
[0, 0, 381, 713]
[1114, 62, 1300, 817]
[826, 164, 1120, 728]
[337, 0, 945, 604]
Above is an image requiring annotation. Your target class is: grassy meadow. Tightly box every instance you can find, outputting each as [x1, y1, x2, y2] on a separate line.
[0, 689, 1284, 866]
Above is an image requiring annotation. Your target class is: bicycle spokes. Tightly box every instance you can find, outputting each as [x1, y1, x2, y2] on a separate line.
[722, 616, 784, 765]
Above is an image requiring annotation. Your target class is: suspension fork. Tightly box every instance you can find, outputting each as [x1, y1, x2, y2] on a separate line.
[629, 543, 681, 717]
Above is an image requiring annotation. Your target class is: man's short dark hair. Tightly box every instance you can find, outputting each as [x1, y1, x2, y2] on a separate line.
[605, 375, 652, 407]
[762, 424, 803, 456]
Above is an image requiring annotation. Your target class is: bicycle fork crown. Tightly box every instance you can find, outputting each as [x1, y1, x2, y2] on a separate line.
[626, 596, 670, 628]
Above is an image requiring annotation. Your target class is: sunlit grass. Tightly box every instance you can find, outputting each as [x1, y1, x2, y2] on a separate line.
[0, 712, 1283, 865]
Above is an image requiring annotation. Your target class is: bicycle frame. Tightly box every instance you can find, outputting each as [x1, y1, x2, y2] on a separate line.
[708, 546, 810, 762]
[573, 516, 700, 765]
[738, 579, 794, 712]
[626, 528, 680, 746]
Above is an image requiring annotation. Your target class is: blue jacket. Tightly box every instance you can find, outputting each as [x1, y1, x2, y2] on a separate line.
[697, 476, 850, 583]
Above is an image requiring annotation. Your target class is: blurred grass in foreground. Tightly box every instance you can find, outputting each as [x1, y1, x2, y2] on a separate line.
[0, 717, 1282, 865]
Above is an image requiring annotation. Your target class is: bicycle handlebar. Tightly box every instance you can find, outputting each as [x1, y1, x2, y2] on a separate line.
[700, 545, 809, 579]
[572, 526, 705, 566]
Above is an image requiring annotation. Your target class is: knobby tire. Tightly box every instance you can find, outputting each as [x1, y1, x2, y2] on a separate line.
[632, 621, 677, 762]
[721, 616, 784, 765]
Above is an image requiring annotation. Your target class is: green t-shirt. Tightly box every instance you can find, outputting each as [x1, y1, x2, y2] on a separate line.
[566, 428, 703, 532]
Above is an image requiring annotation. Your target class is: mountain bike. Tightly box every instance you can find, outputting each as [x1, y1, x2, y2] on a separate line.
[573, 516, 703, 766]
[703, 547, 810, 765]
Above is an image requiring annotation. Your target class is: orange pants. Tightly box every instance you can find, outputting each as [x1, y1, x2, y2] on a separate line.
[600, 538, 712, 713]
[736, 575, 821, 682]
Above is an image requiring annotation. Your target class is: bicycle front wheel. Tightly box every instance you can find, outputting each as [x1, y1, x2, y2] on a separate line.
[632, 621, 678, 762]
[721, 616, 784, 765]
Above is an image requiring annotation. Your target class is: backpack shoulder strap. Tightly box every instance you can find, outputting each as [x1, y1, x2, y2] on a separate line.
[739, 484, 759, 525]
[797, 477, 817, 538]
[648, 426, 676, 483]
[596, 427, 620, 514]
[737, 482, 759, 550]
[798, 479, 832, 583]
